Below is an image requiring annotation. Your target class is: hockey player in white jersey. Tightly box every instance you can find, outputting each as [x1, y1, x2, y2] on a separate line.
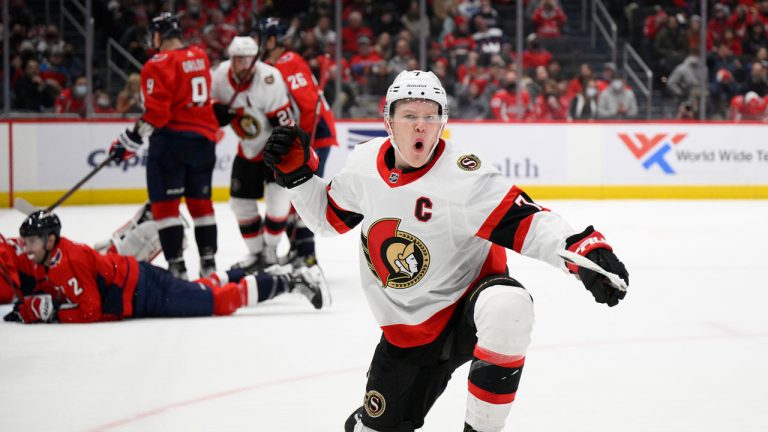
[211, 36, 295, 272]
[263, 70, 629, 432]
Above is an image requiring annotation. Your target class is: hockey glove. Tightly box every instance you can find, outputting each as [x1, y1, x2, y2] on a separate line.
[565, 226, 629, 307]
[5, 294, 56, 323]
[263, 125, 319, 189]
[213, 102, 237, 126]
[109, 128, 143, 161]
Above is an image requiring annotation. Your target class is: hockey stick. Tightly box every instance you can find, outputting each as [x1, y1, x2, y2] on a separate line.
[14, 156, 113, 215]
[13, 197, 39, 215]
[309, 54, 331, 147]
[556, 250, 628, 292]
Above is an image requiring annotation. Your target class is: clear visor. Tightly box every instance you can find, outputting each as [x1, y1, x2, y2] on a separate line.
[389, 99, 443, 125]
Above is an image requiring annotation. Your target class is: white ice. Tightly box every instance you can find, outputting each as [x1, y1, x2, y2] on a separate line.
[1, 200, 767, 432]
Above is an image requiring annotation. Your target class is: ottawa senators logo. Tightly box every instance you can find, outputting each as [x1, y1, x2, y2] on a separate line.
[364, 390, 386, 418]
[361, 218, 430, 289]
[264, 74, 275, 84]
[457, 154, 481, 171]
[230, 108, 261, 140]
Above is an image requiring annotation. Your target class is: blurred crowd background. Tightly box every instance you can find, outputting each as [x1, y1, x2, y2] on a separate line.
[4, 0, 768, 121]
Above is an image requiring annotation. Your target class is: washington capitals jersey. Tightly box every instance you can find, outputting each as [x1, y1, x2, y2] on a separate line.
[141, 46, 219, 141]
[27, 238, 140, 323]
[211, 60, 293, 159]
[270, 51, 337, 148]
[289, 138, 578, 348]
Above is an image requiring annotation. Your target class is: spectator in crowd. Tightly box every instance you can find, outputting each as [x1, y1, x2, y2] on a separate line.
[654, 14, 688, 78]
[711, 68, 740, 116]
[388, 38, 415, 76]
[642, 5, 667, 56]
[546, 59, 563, 83]
[350, 35, 385, 87]
[35, 25, 64, 57]
[518, 34, 552, 69]
[54, 75, 91, 116]
[371, 4, 402, 36]
[442, 15, 476, 68]
[374, 32, 393, 60]
[201, 9, 237, 55]
[471, 13, 504, 55]
[341, 10, 374, 55]
[566, 64, 595, 97]
[532, 0, 567, 39]
[676, 98, 699, 120]
[742, 23, 767, 59]
[528, 64, 550, 99]
[722, 28, 743, 57]
[13, 58, 60, 112]
[597, 73, 638, 119]
[454, 78, 491, 119]
[729, 91, 768, 121]
[94, 90, 115, 114]
[115, 73, 143, 114]
[708, 4, 730, 47]
[742, 61, 768, 95]
[401, 0, 430, 40]
[533, 78, 568, 120]
[568, 78, 599, 120]
[299, 30, 322, 60]
[312, 15, 336, 49]
[39, 44, 70, 89]
[119, 7, 151, 65]
[490, 71, 532, 121]
[596, 62, 617, 92]
[727, 4, 753, 40]
[685, 14, 702, 51]
[667, 52, 704, 106]
[475, 0, 500, 29]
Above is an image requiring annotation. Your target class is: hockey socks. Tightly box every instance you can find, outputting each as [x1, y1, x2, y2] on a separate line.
[466, 348, 525, 431]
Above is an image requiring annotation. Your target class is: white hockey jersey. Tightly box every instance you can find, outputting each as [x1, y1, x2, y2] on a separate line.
[211, 60, 293, 159]
[291, 137, 579, 348]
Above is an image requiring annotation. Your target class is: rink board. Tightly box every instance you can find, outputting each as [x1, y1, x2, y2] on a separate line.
[1, 120, 767, 207]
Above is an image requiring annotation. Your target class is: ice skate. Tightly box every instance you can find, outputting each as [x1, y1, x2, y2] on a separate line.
[168, 259, 188, 280]
[229, 254, 261, 273]
[291, 264, 331, 310]
[199, 255, 216, 278]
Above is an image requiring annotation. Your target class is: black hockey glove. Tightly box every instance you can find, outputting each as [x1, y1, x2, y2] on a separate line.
[565, 226, 629, 307]
[109, 128, 143, 162]
[213, 102, 237, 126]
[263, 125, 319, 189]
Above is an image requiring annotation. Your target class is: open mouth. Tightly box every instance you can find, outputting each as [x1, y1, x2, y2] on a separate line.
[414, 138, 425, 151]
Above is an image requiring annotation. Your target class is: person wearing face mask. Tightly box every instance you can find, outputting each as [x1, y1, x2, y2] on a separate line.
[261, 70, 630, 432]
[597, 72, 638, 119]
[54, 75, 91, 117]
[568, 78, 599, 120]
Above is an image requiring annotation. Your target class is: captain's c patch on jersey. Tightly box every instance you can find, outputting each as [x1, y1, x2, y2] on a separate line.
[457, 154, 481, 171]
[362, 218, 430, 289]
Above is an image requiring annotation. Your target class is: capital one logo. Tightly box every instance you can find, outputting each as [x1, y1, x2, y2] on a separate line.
[618, 133, 687, 174]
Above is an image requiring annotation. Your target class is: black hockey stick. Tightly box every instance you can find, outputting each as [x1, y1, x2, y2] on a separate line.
[14, 155, 113, 215]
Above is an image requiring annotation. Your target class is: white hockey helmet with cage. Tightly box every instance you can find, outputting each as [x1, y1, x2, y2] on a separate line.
[227, 36, 259, 58]
[384, 70, 449, 124]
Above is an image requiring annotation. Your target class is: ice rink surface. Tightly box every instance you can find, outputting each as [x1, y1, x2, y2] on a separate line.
[1, 200, 767, 432]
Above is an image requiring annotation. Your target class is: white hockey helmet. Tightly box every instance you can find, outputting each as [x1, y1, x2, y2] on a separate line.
[384, 70, 449, 124]
[227, 36, 259, 58]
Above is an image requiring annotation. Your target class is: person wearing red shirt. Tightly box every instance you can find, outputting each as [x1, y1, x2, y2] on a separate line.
[729, 91, 768, 121]
[349, 35, 386, 86]
[490, 72, 532, 121]
[2, 211, 330, 324]
[53, 75, 89, 116]
[260, 17, 340, 268]
[108, 13, 220, 281]
[532, 0, 567, 38]
[341, 10, 375, 55]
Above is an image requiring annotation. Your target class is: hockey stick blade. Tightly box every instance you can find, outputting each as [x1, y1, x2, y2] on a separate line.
[556, 250, 628, 292]
[13, 197, 40, 215]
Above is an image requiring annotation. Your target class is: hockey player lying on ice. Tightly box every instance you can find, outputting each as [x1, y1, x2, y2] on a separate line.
[0, 210, 330, 324]
[262, 70, 629, 432]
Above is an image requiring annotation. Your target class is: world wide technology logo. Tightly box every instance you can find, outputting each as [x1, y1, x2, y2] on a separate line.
[618, 132, 687, 174]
